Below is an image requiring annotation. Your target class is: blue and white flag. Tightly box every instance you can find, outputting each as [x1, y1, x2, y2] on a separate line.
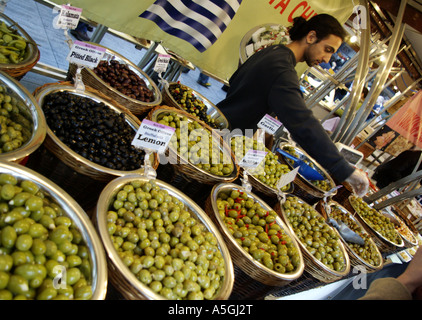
[139, 0, 243, 52]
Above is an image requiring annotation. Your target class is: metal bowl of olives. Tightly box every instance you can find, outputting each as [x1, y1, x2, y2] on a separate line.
[34, 83, 158, 183]
[317, 200, 383, 272]
[68, 44, 161, 116]
[205, 183, 304, 286]
[276, 195, 351, 283]
[277, 142, 336, 200]
[0, 13, 40, 74]
[348, 196, 404, 251]
[0, 71, 46, 163]
[0, 160, 108, 300]
[387, 206, 418, 247]
[162, 82, 229, 130]
[94, 175, 234, 300]
[149, 106, 238, 185]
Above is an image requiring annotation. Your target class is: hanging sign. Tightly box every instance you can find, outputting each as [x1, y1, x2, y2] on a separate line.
[66, 41, 106, 69]
[132, 119, 175, 154]
[55, 5, 82, 30]
[257, 114, 282, 135]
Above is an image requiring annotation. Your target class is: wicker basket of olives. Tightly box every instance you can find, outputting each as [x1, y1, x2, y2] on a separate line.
[148, 106, 239, 185]
[0, 161, 108, 300]
[0, 71, 46, 163]
[347, 196, 404, 252]
[230, 135, 293, 197]
[316, 200, 383, 272]
[275, 195, 350, 283]
[162, 82, 229, 130]
[94, 175, 234, 300]
[0, 13, 40, 79]
[68, 44, 161, 116]
[277, 142, 336, 202]
[33, 82, 158, 183]
[205, 183, 304, 286]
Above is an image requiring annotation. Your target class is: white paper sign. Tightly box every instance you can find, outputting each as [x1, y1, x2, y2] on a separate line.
[153, 54, 171, 74]
[132, 119, 175, 153]
[257, 114, 282, 135]
[277, 166, 299, 190]
[66, 41, 106, 69]
[56, 5, 82, 29]
[239, 149, 267, 168]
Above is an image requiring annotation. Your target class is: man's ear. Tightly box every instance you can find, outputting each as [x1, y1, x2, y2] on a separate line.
[306, 31, 317, 44]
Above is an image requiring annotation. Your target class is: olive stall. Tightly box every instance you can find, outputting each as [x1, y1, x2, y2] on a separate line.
[0, 7, 420, 301]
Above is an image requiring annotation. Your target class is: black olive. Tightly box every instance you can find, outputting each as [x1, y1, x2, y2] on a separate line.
[42, 91, 146, 171]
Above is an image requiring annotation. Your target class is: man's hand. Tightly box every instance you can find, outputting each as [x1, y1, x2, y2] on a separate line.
[344, 169, 369, 197]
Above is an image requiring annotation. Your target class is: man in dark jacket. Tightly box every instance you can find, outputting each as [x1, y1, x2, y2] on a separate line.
[372, 149, 422, 189]
[217, 14, 368, 195]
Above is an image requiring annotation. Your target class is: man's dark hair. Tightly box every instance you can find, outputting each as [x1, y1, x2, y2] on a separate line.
[289, 14, 347, 42]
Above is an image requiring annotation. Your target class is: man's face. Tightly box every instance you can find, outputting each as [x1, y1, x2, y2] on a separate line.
[304, 33, 342, 67]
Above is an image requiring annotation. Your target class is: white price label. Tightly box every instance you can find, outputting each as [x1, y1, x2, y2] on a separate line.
[277, 166, 299, 190]
[239, 149, 267, 168]
[132, 119, 175, 153]
[153, 54, 171, 74]
[56, 5, 82, 29]
[66, 41, 106, 69]
[257, 114, 282, 135]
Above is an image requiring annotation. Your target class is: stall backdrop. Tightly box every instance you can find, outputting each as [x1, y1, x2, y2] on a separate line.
[53, 0, 355, 81]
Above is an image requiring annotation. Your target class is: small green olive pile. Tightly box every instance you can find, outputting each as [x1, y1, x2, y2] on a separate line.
[329, 204, 381, 267]
[157, 111, 234, 177]
[0, 86, 31, 154]
[0, 173, 93, 300]
[349, 196, 401, 245]
[107, 180, 226, 300]
[168, 83, 217, 128]
[282, 196, 346, 272]
[231, 136, 291, 191]
[281, 146, 332, 191]
[216, 189, 300, 274]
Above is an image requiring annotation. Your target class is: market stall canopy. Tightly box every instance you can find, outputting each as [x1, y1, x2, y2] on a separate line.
[386, 90, 422, 148]
[51, 0, 354, 81]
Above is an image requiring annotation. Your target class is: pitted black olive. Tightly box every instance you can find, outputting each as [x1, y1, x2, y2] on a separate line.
[42, 91, 146, 171]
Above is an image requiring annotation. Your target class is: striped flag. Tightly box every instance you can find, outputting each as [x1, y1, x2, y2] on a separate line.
[139, 0, 243, 52]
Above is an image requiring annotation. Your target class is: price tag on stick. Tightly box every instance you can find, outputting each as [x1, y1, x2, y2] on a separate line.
[238, 149, 267, 169]
[153, 54, 171, 74]
[132, 119, 175, 179]
[238, 149, 267, 192]
[66, 41, 106, 69]
[132, 119, 175, 154]
[257, 114, 282, 135]
[55, 5, 82, 30]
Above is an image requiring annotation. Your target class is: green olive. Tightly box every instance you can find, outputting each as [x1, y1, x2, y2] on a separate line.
[108, 179, 225, 300]
[0, 175, 94, 300]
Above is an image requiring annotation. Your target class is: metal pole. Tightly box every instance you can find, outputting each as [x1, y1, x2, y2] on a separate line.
[354, 78, 421, 148]
[341, 0, 408, 145]
[365, 170, 422, 203]
[331, 0, 371, 142]
[89, 24, 108, 43]
[373, 187, 422, 210]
